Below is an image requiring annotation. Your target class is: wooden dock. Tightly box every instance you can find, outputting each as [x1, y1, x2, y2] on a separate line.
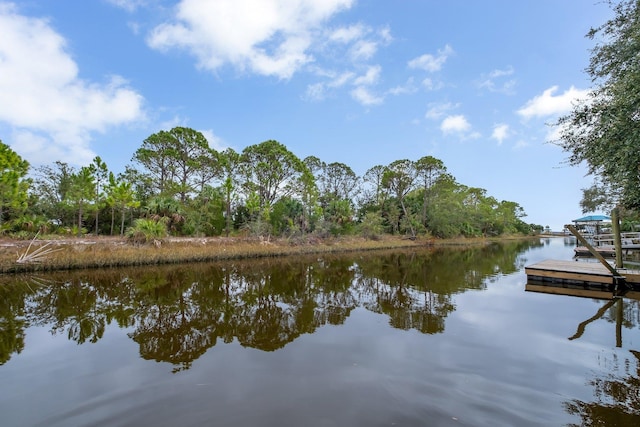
[525, 259, 640, 287]
[574, 245, 640, 257]
[574, 246, 616, 257]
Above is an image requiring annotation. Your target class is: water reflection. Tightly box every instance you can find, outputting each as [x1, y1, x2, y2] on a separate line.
[0, 282, 27, 365]
[3, 238, 640, 425]
[1, 239, 538, 369]
[577, 298, 640, 425]
[565, 349, 640, 425]
[527, 282, 640, 424]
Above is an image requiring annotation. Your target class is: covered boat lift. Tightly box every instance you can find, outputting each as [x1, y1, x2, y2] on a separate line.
[571, 214, 611, 237]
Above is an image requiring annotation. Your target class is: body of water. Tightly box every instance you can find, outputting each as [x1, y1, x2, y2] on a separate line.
[1, 237, 639, 426]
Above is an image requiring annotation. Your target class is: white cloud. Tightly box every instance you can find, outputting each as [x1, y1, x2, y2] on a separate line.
[354, 65, 381, 86]
[127, 21, 142, 36]
[517, 85, 590, 119]
[200, 129, 229, 151]
[378, 26, 393, 44]
[440, 114, 470, 134]
[106, 0, 149, 12]
[350, 39, 378, 61]
[304, 70, 354, 100]
[326, 24, 391, 63]
[421, 77, 444, 91]
[158, 116, 187, 132]
[477, 66, 516, 94]
[408, 44, 454, 72]
[545, 123, 565, 143]
[425, 102, 457, 120]
[329, 71, 355, 87]
[328, 24, 366, 43]
[491, 123, 510, 145]
[349, 65, 384, 106]
[307, 24, 391, 104]
[0, 3, 145, 166]
[514, 139, 529, 150]
[350, 86, 383, 106]
[387, 78, 417, 96]
[11, 130, 94, 167]
[305, 82, 327, 101]
[488, 67, 514, 79]
[147, 0, 354, 79]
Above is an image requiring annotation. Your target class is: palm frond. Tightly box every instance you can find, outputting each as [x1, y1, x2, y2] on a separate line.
[16, 233, 62, 264]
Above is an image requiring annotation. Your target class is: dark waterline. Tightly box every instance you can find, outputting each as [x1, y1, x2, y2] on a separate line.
[1, 237, 639, 426]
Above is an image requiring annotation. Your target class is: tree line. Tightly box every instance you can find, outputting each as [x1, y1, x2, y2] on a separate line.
[4, 2, 640, 241]
[0, 129, 542, 241]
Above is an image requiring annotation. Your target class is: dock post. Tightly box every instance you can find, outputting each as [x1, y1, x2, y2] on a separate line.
[612, 207, 623, 268]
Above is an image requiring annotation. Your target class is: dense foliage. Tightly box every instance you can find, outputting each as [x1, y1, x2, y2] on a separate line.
[0, 132, 542, 240]
[0, 141, 30, 230]
[556, 0, 640, 219]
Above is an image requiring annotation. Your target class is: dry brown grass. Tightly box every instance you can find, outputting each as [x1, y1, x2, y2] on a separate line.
[0, 235, 425, 274]
[0, 233, 538, 274]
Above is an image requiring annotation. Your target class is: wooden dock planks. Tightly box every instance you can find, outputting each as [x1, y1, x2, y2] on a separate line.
[525, 259, 618, 285]
[525, 259, 640, 287]
[622, 270, 640, 285]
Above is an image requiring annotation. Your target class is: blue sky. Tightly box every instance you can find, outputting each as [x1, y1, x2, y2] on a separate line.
[0, 1, 614, 230]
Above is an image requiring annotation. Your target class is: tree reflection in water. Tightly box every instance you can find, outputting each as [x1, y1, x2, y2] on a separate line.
[0, 281, 28, 365]
[5, 238, 640, 422]
[563, 297, 640, 425]
[0, 239, 538, 370]
[564, 349, 640, 425]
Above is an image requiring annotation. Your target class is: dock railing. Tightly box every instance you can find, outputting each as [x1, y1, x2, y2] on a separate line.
[592, 232, 640, 247]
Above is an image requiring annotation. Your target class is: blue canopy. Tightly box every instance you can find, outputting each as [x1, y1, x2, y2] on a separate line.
[572, 215, 611, 222]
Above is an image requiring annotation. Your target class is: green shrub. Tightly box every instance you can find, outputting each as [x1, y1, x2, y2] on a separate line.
[359, 212, 385, 239]
[126, 218, 167, 244]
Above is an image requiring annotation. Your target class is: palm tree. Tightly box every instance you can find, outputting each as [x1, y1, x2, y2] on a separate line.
[145, 195, 184, 235]
[106, 173, 139, 235]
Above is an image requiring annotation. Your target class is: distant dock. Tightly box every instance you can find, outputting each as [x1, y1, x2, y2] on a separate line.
[573, 231, 640, 258]
[525, 259, 640, 288]
[574, 246, 616, 258]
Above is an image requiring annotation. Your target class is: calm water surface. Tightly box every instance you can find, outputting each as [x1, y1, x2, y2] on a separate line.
[1, 238, 640, 426]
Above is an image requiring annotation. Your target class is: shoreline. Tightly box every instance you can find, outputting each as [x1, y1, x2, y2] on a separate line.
[0, 234, 542, 274]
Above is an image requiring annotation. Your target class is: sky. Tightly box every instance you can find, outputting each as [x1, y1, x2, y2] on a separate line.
[0, 0, 616, 231]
